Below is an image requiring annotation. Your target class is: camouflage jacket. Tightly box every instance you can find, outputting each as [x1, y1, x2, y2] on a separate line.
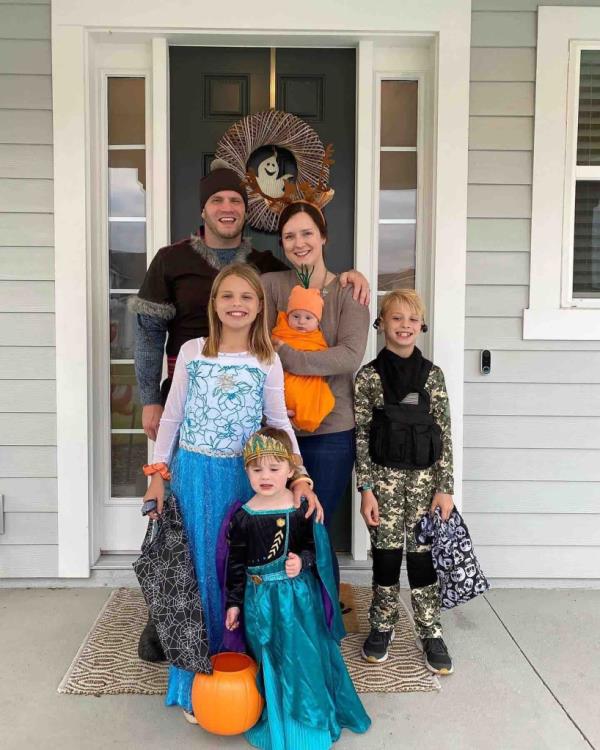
[353, 361, 454, 494]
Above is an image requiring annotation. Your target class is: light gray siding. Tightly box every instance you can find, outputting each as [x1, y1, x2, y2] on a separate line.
[2, 0, 599, 582]
[0, 0, 56, 578]
[467, 1, 600, 581]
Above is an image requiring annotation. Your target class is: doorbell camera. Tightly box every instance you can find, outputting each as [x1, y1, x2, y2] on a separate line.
[480, 349, 491, 375]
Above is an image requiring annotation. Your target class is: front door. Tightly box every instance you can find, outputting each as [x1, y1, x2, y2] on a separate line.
[169, 46, 356, 551]
[96, 40, 434, 561]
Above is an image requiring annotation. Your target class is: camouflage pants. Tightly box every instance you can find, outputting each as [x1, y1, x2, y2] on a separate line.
[368, 466, 442, 639]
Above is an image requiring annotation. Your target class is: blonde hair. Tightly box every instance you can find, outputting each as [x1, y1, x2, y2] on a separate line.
[379, 288, 426, 322]
[202, 263, 274, 363]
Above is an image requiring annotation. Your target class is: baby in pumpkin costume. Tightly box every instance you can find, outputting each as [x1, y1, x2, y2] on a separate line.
[271, 285, 335, 432]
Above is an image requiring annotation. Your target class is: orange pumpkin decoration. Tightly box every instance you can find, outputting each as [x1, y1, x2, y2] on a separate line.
[191, 652, 264, 735]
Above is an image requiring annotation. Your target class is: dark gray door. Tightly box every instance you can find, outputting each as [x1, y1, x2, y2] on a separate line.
[275, 49, 356, 272]
[169, 46, 356, 552]
[169, 47, 271, 240]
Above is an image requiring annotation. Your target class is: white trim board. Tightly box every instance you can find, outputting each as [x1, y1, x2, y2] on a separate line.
[51, 0, 471, 576]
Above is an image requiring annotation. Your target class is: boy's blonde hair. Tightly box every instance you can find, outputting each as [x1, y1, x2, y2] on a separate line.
[203, 263, 274, 364]
[379, 288, 426, 322]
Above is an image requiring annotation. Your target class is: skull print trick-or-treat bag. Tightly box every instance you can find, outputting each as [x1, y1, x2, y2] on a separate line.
[414, 508, 490, 610]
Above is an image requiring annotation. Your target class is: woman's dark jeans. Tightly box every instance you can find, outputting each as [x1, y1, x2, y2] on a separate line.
[297, 428, 355, 590]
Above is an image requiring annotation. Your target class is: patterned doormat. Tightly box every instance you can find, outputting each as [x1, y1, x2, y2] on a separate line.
[58, 586, 439, 696]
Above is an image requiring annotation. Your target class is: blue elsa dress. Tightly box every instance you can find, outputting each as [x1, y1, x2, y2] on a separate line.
[226, 502, 371, 749]
[151, 340, 299, 713]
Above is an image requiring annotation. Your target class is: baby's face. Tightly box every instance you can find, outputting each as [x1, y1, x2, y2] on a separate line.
[288, 309, 319, 332]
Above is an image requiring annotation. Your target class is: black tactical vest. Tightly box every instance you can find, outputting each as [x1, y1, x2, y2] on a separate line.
[368, 357, 442, 471]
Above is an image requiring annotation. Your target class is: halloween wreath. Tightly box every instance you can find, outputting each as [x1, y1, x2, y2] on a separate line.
[215, 110, 333, 232]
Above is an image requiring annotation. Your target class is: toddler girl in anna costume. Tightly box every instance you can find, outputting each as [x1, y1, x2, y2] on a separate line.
[225, 427, 370, 750]
[270, 269, 335, 432]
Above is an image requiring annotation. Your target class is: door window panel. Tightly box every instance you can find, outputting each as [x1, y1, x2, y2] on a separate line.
[110, 295, 137, 360]
[107, 76, 148, 501]
[380, 80, 418, 148]
[109, 150, 146, 216]
[377, 224, 416, 291]
[109, 221, 147, 289]
[111, 364, 142, 430]
[379, 151, 417, 220]
[108, 78, 146, 146]
[377, 79, 418, 295]
[111, 433, 148, 497]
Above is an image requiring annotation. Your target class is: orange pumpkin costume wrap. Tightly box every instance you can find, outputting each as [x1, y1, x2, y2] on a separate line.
[272, 311, 335, 432]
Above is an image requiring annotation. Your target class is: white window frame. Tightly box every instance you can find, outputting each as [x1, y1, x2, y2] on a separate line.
[369, 67, 434, 363]
[102, 67, 155, 554]
[525, 6, 600, 340]
[88, 44, 155, 562]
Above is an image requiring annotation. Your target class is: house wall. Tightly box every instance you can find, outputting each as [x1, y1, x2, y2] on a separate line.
[0, 0, 57, 577]
[466, 0, 600, 581]
[3, 0, 600, 582]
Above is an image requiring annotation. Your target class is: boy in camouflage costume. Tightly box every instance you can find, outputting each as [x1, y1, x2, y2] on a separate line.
[354, 289, 455, 674]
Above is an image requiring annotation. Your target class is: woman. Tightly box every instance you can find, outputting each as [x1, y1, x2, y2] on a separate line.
[261, 202, 370, 584]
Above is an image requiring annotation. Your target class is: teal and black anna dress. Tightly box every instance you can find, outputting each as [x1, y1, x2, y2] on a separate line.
[226, 503, 371, 750]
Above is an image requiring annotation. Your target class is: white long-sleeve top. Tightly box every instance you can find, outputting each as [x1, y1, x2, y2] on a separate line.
[153, 338, 300, 466]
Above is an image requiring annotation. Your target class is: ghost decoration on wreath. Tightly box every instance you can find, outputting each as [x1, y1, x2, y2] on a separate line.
[256, 148, 293, 198]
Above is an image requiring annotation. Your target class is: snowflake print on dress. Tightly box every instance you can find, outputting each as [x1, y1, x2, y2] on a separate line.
[180, 361, 266, 455]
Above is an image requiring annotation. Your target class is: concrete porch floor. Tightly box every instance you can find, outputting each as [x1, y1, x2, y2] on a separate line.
[0, 585, 598, 750]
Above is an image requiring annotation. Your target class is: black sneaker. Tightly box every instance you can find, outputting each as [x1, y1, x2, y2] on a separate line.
[361, 628, 395, 663]
[421, 637, 453, 675]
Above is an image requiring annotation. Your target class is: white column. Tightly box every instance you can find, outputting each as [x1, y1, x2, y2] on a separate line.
[352, 40, 375, 561]
[53, 24, 91, 576]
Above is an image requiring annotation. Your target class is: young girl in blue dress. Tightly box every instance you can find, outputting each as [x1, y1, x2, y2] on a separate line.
[142, 263, 317, 719]
[225, 427, 371, 750]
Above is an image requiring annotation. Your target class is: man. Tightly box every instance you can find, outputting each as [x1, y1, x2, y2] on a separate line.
[130, 161, 368, 661]
[130, 161, 289, 441]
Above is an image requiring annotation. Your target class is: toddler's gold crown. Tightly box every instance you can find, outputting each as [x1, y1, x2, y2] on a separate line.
[243, 433, 293, 466]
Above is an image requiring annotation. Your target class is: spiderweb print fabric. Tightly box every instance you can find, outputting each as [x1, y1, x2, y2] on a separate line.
[132, 495, 212, 674]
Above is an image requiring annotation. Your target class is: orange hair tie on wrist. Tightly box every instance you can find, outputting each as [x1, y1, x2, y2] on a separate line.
[143, 462, 171, 480]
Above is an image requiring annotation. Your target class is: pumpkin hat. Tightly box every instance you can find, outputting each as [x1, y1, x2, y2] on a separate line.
[243, 433, 297, 467]
[286, 264, 325, 321]
[287, 286, 324, 321]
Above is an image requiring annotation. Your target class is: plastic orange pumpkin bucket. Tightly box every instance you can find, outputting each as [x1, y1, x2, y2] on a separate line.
[191, 652, 263, 735]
